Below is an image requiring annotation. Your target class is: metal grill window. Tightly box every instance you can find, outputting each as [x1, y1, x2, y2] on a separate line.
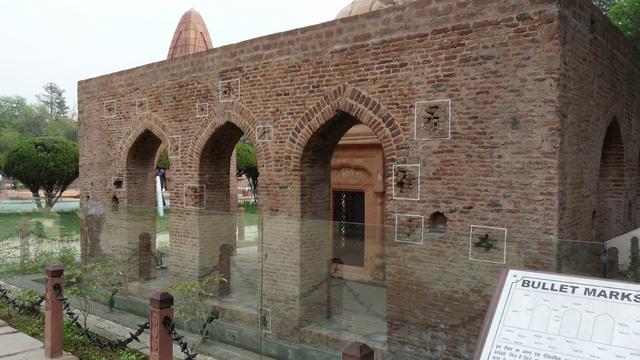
[333, 191, 365, 267]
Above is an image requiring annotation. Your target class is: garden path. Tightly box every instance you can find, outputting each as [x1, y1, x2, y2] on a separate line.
[0, 319, 77, 359]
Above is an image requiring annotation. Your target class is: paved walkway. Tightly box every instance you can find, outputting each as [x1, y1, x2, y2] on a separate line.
[0, 320, 76, 360]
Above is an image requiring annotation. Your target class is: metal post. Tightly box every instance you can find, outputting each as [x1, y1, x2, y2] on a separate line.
[45, 265, 64, 359]
[343, 342, 375, 360]
[149, 291, 174, 360]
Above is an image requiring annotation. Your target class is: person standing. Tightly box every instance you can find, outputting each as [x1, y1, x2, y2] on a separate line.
[159, 168, 167, 192]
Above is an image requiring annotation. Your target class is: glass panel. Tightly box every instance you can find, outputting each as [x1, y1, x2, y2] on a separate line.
[1, 203, 639, 359]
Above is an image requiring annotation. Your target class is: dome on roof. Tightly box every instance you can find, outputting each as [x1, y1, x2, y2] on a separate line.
[167, 8, 213, 60]
[336, 0, 415, 19]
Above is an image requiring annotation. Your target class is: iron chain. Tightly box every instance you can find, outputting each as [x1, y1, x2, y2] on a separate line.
[162, 314, 216, 360]
[52, 284, 150, 351]
[0, 284, 44, 314]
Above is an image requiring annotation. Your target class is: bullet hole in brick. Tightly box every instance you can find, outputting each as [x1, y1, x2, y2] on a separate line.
[428, 211, 447, 232]
[113, 178, 124, 189]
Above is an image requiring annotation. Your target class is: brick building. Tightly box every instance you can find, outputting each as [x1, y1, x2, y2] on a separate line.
[78, 0, 640, 358]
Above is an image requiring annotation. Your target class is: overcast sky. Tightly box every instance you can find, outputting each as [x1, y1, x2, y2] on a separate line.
[0, 0, 352, 111]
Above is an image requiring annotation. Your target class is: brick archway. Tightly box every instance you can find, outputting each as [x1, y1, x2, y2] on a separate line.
[115, 115, 170, 174]
[279, 85, 404, 328]
[187, 102, 273, 212]
[190, 101, 271, 169]
[287, 84, 405, 169]
[113, 119, 168, 283]
[595, 118, 626, 242]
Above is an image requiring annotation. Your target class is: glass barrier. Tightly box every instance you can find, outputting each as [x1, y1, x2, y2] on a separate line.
[0, 204, 638, 359]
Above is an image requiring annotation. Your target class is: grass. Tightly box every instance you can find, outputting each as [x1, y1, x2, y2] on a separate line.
[238, 201, 259, 227]
[0, 210, 80, 240]
[0, 300, 145, 360]
[238, 201, 258, 215]
[156, 209, 171, 233]
[0, 207, 172, 240]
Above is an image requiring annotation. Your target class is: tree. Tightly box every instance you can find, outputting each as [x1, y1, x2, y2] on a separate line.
[168, 276, 225, 352]
[0, 128, 24, 174]
[4, 137, 79, 210]
[236, 141, 257, 170]
[593, 0, 618, 13]
[0, 128, 23, 153]
[235, 142, 259, 202]
[36, 83, 69, 118]
[65, 260, 127, 328]
[0, 96, 47, 137]
[608, 0, 640, 48]
[156, 149, 171, 170]
[0, 97, 48, 137]
[43, 117, 78, 142]
[0, 96, 29, 128]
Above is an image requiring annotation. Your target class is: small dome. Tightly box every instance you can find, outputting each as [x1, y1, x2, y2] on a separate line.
[167, 9, 213, 60]
[336, 0, 415, 19]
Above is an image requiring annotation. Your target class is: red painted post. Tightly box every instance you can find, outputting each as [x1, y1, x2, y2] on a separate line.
[343, 342, 375, 360]
[45, 265, 64, 359]
[149, 291, 174, 360]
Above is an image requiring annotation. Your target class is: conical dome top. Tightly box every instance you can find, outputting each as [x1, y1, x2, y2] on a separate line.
[336, 0, 416, 19]
[167, 8, 213, 60]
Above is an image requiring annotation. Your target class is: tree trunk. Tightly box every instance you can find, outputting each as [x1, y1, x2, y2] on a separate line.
[45, 192, 55, 209]
[33, 193, 43, 210]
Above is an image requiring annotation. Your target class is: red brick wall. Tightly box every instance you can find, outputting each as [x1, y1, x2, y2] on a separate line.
[75, 0, 603, 357]
[557, 0, 640, 251]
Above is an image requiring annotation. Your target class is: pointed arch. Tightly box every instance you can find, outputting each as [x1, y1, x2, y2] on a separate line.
[595, 118, 626, 242]
[190, 101, 271, 169]
[115, 115, 170, 173]
[287, 84, 405, 170]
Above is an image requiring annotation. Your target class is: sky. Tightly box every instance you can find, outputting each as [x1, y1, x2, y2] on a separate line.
[0, 0, 352, 112]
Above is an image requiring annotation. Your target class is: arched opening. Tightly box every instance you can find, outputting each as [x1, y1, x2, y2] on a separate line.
[124, 129, 164, 281]
[330, 124, 385, 283]
[300, 110, 386, 344]
[595, 120, 625, 242]
[126, 130, 163, 206]
[193, 121, 260, 305]
[200, 122, 243, 212]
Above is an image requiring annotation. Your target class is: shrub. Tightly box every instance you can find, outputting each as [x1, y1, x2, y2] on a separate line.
[4, 137, 78, 210]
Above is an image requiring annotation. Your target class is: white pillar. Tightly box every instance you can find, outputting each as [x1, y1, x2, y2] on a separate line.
[156, 176, 164, 217]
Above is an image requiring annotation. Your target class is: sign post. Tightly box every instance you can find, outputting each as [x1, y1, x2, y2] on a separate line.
[474, 269, 640, 360]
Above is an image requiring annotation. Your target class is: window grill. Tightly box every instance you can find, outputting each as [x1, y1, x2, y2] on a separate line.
[333, 191, 365, 267]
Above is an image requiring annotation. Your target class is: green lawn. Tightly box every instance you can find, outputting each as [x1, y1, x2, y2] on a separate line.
[0, 210, 80, 240]
[238, 201, 258, 227]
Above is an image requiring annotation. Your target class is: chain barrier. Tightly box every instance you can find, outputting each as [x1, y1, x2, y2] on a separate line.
[0, 284, 44, 314]
[52, 284, 149, 351]
[342, 281, 386, 319]
[162, 313, 220, 360]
